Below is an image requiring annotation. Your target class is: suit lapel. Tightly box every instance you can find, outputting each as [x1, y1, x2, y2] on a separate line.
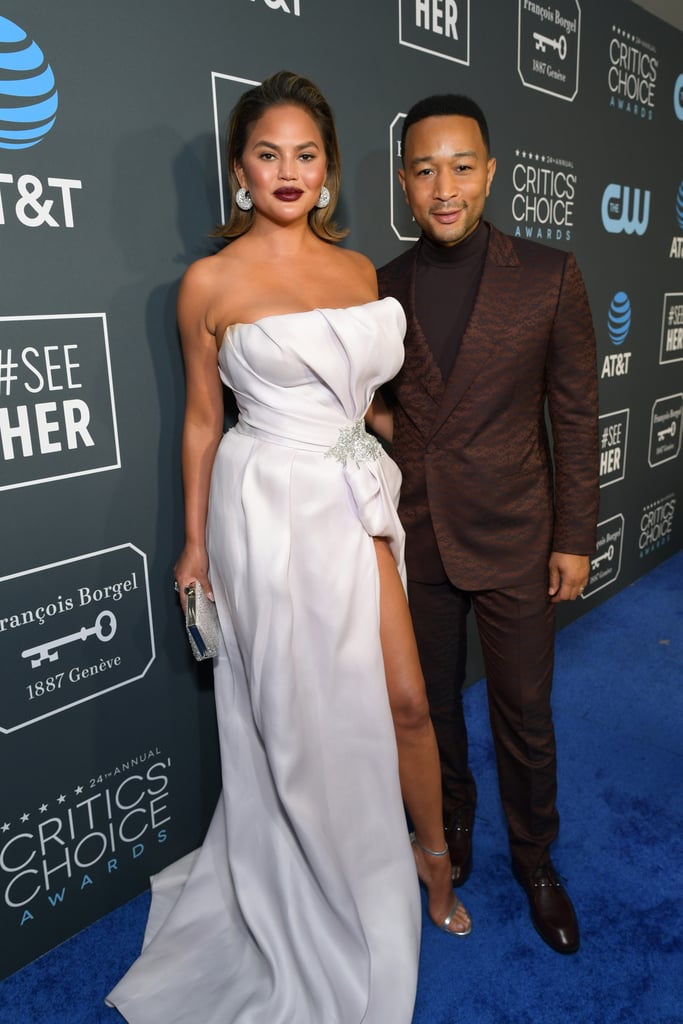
[428, 226, 522, 439]
[391, 243, 445, 409]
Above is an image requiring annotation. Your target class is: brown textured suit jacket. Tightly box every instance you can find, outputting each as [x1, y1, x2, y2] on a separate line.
[378, 224, 600, 590]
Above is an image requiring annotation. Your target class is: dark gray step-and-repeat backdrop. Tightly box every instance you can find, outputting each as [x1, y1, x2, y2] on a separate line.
[1, 0, 681, 977]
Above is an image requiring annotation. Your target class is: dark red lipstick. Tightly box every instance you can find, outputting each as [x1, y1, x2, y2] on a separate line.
[274, 188, 304, 201]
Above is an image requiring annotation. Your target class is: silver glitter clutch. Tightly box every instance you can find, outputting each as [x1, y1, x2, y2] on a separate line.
[184, 581, 220, 661]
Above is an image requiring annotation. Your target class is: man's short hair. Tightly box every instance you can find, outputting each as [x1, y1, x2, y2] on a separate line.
[401, 95, 490, 160]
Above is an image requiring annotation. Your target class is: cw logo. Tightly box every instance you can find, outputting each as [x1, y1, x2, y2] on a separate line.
[601, 184, 651, 236]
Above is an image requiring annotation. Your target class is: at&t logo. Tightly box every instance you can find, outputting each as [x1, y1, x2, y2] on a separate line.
[674, 73, 683, 120]
[607, 291, 631, 344]
[602, 292, 632, 379]
[669, 181, 683, 259]
[601, 183, 650, 235]
[0, 16, 57, 150]
[0, 17, 82, 229]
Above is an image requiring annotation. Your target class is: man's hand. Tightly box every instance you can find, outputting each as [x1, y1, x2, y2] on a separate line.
[548, 552, 590, 604]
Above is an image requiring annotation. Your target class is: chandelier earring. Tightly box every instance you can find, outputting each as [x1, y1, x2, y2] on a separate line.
[315, 186, 330, 209]
[235, 187, 253, 211]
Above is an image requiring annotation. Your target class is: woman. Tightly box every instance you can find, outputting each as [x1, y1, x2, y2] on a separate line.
[107, 71, 469, 1024]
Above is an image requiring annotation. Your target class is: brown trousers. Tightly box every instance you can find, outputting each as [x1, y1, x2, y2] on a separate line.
[408, 577, 559, 873]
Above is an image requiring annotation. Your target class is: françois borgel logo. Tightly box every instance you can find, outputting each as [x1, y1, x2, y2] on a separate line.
[0, 753, 171, 928]
[0, 16, 82, 229]
[517, 0, 580, 102]
[601, 292, 632, 380]
[648, 393, 683, 468]
[608, 25, 657, 121]
[511, 149, 576, 242]
[583, 513, 623, 597]
[390, 113, 418, 242]
[660, 293, 683, 365]
[0, 544, 155, 734]
[0, 313, 120, 492]
[399, 0, 470, 66]
[601, 182, 650, 236]
[669, 180, 683, 259]
[639, 493, 676, 558]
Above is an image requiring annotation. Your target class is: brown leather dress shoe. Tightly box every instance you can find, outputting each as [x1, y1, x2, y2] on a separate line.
[444, 808, 473, 887]
[513, 862, 580, 954]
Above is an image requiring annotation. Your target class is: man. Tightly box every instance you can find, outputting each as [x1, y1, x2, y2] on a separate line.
[378, 94, 599, 955]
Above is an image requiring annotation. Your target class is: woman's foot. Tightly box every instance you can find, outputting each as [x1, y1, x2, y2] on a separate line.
[411, 834, 472, 936]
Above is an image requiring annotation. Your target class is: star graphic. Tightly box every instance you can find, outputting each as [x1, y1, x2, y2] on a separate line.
[74, 785, 84, 795]
[1, 823, 10, 833]
[20, 812, 30, 823]
[39, 804, 48, 813]
[57, 794, 66, 804]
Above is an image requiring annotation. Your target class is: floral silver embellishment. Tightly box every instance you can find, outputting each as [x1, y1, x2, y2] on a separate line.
[325, 417, 383, 467]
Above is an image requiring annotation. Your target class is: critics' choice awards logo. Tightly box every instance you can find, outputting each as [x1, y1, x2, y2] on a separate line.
[601, 292, 632, 380]
[639, 493, 676, 557]
[0, 754, 171, 927]
[0, 544, 155, 734]
[0, 314, 120, 491]
[0, 17, 82, 228]
[399, 0, 469, 65]
[608, 25, 657, 121]
[660, 293, 683, 365]
[248, 0, 300, 13]
[518, 0, 580, 102]
[601, 182, 650, 236]
[648, 394, 683, 468]
[669, 181, 683, 259]
[599, 409, 629, 487]
[584, 514, 624, 597]
[511, 149, 576, 242]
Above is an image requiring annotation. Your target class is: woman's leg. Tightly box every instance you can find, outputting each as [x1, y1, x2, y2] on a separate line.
[374, 539, 471, 935]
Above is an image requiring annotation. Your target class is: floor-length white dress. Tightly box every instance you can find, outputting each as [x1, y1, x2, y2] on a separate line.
[106, 297, 421, 1023]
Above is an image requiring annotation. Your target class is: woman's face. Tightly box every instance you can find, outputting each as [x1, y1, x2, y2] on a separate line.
[235, 104, 328, 223]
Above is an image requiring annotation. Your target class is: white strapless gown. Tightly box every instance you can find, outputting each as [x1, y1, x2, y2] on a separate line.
[106, 298, 421, 1023]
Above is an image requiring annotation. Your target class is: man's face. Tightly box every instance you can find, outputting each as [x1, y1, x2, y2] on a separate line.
[398, 114, 496, 247]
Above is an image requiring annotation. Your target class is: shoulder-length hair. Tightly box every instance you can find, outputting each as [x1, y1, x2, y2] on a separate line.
[215, 70, 346, 243]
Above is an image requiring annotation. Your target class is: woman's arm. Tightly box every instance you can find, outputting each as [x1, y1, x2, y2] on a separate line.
[365, 389, 393, 443]
[173, 262, 225, 607]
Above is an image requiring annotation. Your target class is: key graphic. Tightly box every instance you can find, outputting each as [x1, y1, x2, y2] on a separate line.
[591, 545, 615, 571]
[21, 610, 117, 668]
[533, 32, 567, 60]
[657, 423, 677, 442]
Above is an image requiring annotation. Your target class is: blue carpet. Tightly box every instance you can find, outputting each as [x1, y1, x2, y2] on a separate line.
[2, 551, 682, 1024]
